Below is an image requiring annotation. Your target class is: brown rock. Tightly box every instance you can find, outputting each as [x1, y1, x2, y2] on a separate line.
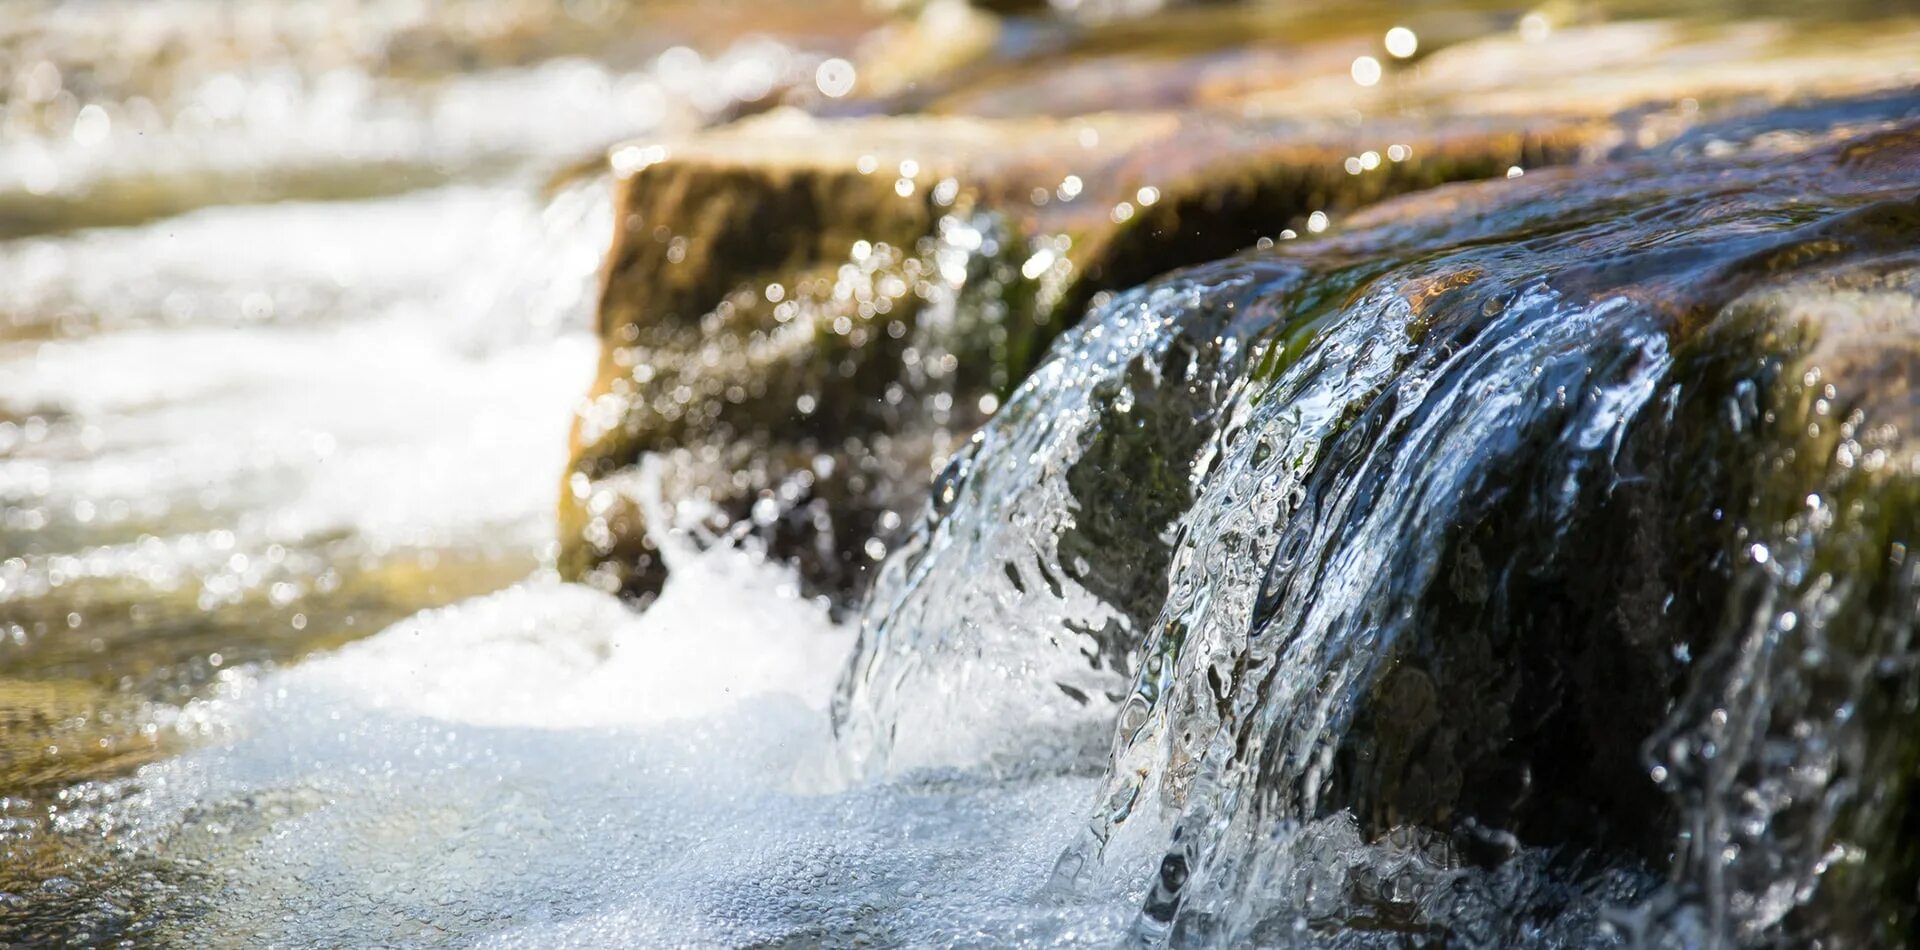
[559, 107, 1597, 604]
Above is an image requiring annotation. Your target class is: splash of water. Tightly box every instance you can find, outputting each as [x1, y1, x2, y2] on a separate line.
[838, 132, 1920, 944]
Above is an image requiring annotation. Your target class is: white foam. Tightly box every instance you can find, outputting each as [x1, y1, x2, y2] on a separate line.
[304, 551, 853, 731]
[0, 185, 607, 564]
[103, 549, 1129, 946]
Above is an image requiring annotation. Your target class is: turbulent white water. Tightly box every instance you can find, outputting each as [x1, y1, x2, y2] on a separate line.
[0, 11, 1140, 944]
[82, 545, 1127, 946]
[1, 186, 599, 547]
[1, 171, 1137, 945]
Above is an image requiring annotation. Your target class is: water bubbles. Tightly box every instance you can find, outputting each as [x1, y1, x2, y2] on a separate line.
[1306, 211, 1330, 233]
[24, 61, 63, 103]
[1021, 248, 1058, 281]
[814, 58, 857, 99]
[1350, 56, 1383, 87]
[18, 145, 61, 195]
[656, 46, 704, 84]
[239, 290, 276, 321]
[1519, 12, 1553, 43]
[611, 143, 668, 176]
[71, 104, 112, 147]
[1384, 27, 1419, 59]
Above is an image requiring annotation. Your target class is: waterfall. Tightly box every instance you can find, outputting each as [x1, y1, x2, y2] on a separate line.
[836, 134, 1920, 944]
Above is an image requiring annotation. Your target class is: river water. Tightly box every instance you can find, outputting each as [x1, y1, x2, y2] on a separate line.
[0, 2, 1139, 944]
[4, 1, 1918, 947]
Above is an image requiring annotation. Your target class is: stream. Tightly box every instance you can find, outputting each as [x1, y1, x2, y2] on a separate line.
[3, 1, 1918, 947]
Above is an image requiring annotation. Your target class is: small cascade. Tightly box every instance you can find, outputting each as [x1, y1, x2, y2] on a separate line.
[8, 2, 1920, 943]
[836, 129, 1920, 944]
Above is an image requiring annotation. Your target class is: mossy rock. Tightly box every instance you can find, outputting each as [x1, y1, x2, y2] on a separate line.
[559, 109, 1597, 605]
[1075, 120, 1920, 943]
[1642, 244, 1920, 942]
[846, 110, 1920, 941]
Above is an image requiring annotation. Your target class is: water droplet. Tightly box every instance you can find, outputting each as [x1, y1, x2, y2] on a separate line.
[1384, 27, 1419, 59]
[815, 58, 857, 98]
[1350, 56, 1383, 87]
[72, 104, 112, 147]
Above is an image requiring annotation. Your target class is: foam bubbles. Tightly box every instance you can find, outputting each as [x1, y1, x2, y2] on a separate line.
[76, 550, 1128, 945]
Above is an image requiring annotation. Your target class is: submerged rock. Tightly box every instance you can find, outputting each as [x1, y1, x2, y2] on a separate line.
[834, 110, 1920, 944]
[559, 108, 1594, 604]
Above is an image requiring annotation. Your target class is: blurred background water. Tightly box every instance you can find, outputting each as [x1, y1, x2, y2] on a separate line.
[0, 2, 867, 939]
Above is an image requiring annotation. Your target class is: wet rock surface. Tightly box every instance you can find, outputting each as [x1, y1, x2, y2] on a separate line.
[562, 0, 1920, 614]
[560, 109, 1597, 604]
[6, 0, 1920, 945]
[833, 102, 1920, 944]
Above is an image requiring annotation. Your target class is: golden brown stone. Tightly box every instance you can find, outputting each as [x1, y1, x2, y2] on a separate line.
[560, 107, 1599, 603]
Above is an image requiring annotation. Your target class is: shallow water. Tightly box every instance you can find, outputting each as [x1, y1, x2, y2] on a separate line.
[0, 6, 810, 938]
[0, 1, 1147, 942]
[81, 557, 1124, 946]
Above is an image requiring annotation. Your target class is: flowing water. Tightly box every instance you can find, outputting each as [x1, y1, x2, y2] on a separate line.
[4, 2, 1919, 947]
[836, 121, 1920, 944]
